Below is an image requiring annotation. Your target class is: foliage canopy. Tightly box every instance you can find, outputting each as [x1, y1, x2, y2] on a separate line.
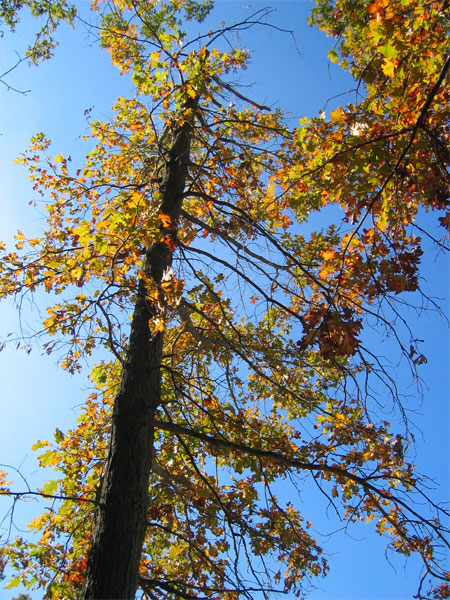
[0, 0, 449, 598]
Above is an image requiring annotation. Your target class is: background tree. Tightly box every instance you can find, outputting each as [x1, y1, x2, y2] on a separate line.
[0, 0, 448, 599]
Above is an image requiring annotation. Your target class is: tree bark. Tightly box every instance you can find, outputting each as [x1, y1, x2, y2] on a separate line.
[82, 100, 195, 599]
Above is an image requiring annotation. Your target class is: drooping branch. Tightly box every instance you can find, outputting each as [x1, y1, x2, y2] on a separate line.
[154, 418, 450, 545]
[0, 490, 98, 505]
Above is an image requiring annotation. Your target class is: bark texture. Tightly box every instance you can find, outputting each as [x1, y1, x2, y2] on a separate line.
[82, 101, 195, 599]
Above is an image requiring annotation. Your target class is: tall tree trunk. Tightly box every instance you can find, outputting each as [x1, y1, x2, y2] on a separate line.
[82, 101, 195, 600]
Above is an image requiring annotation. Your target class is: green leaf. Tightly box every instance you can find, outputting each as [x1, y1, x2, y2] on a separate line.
[328, 48, 339, 63]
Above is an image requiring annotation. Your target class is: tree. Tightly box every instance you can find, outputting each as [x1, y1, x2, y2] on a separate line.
[0, 0, 448, 599]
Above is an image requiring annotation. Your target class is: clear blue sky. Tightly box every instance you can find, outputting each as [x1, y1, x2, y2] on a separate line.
[0, 2, 448, 599]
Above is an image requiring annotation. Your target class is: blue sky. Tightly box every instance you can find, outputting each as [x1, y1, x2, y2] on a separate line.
[0, 1, 448, 599]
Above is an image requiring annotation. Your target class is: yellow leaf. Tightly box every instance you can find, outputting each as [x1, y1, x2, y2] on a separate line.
[381, 57, 396, 77]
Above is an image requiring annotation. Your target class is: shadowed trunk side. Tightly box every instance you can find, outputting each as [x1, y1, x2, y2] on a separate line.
[82, 100, 196, 600]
